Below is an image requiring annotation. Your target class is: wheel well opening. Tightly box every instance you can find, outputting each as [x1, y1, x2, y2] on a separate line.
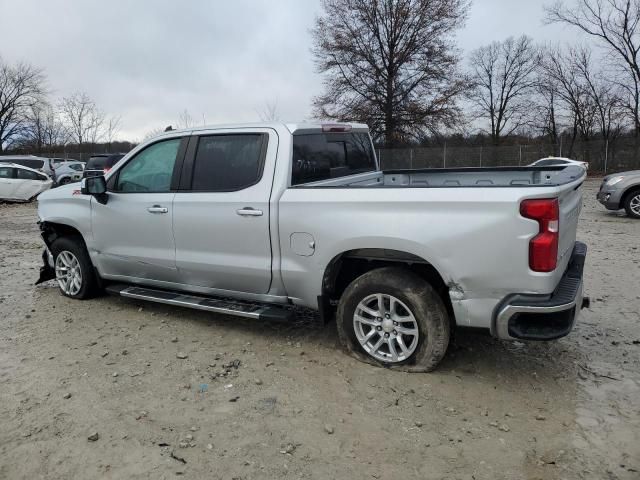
[622, 186, 640, 207]
[322, 249, 454, 322]
[41, 222, 84, 247]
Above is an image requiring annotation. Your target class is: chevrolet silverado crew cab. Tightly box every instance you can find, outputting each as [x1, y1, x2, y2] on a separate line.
[36, 122, 588, 371]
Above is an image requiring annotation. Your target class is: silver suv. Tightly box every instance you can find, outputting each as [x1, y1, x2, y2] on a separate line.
[597, 170, 640, 219]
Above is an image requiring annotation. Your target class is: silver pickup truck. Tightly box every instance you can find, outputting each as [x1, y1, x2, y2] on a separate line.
[36, 122, 588, 371]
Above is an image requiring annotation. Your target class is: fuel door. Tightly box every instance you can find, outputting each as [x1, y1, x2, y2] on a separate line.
[290, 232, 316, 257]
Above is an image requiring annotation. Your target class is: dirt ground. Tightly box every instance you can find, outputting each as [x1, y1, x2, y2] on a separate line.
[0, 178, 638, 480]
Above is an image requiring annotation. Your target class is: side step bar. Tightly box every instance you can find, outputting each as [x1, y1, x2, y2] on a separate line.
[105, 284, 294, 322]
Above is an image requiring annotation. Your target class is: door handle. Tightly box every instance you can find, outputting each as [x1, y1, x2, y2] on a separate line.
[147, 205, 168, 214]
[236, 207, 263, 217]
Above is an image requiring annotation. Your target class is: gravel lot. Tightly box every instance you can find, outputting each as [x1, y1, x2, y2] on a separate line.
[0, 178, 638, 480]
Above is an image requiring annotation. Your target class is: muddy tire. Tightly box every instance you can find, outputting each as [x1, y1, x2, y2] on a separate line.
[336, 267, 450, 372]
[50, 236, 99, 299]
[623, 189, 640, 219]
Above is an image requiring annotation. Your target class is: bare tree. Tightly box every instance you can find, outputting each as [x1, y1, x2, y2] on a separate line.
[534, 65, 563, 142]
[0, 58, 46, 153]
[572, 46, 625, 140]
[545, 0, 640, 134]
[257, 99, 280, 121]
[104, 115, 121, 146]
[21, 103, 68, 153]
[60, 92, 105, 148]
[467, 36, 539, 145]
[312, 0, 471, 146]
[177, 109, 194, 129]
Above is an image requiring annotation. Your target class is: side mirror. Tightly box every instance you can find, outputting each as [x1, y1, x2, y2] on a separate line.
[80, 176, 108, 204]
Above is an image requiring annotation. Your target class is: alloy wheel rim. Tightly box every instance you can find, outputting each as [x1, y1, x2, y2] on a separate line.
[55, 250, 82, 296]
[353, 293, 419, 363]
[630, 194, 640, 216]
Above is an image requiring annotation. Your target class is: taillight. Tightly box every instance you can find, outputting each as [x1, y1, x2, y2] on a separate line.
[520, 198, 559, 272]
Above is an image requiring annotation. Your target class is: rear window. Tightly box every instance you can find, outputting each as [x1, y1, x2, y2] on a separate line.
[17, 168, 45, 180]
[86, 156, 107, 170]
[106, 155, 124, 167]
[6, 159, 44, 170]
[291, 132, 376, 185]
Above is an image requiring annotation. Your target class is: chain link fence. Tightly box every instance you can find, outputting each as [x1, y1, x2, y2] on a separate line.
[378, 137, 640, 173]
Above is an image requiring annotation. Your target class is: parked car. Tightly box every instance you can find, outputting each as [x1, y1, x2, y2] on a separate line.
[0, 163, 53, 201]
[530, 157, 589, 170]
[36, 122, 588, 371]
[0, 155, 47, 171]
[50, 162, 84, 186]
[597, 170, 640, 219]
[83, 154, 124, 178]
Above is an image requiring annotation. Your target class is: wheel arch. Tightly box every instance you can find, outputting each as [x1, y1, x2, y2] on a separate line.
[40, 221, 87, 249]
[320, 248, 454, 323]
[621, 184, 640, 208]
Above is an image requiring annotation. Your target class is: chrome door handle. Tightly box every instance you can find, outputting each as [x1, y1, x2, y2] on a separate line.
[147, 205, 168, 214]
[236, 207, 263, 217]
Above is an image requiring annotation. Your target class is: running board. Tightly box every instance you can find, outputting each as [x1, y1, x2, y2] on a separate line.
[105, 284, 294, 322]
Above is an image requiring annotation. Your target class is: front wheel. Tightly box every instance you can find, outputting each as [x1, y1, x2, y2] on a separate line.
[624, 189, 640, 219]
[50, 236, 99, 299]
[336, 267, 450, 372]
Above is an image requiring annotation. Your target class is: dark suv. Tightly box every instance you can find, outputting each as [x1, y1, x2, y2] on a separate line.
[83, 154, 125, 178]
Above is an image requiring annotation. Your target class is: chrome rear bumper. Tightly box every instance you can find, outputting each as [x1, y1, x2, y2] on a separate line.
[493, 242, 588, 341]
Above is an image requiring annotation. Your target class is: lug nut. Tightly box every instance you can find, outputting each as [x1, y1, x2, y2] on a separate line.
[393, 330, 397, 335]
[393, 321, 398, 326]
[384, 333, 389, 338]
[377, 326, 382, 331]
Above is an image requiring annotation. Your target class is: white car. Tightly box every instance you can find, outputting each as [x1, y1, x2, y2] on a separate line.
[0, 163, 53, 201]
[530, 157, 589, 170]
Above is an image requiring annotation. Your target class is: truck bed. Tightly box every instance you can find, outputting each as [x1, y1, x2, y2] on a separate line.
[292, 166, 586, 189]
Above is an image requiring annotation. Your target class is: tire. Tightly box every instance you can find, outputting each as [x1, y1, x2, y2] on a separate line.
[50, 236, 99, 299]
[336, 267, 450, 372]
[58, 177, 71, 186]
[623, 189, 640, 219]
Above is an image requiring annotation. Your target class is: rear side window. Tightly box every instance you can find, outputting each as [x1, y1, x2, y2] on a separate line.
[16, 168, 43, 180]
[191, 134, 266, 192]
[291, 132, 376, 185]
[0, 167, 13, 178]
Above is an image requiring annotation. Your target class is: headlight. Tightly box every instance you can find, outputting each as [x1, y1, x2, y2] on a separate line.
[606, 176, 624, 186]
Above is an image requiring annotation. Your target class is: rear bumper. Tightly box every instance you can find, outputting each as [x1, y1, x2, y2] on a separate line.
[493, 241, 588, 341]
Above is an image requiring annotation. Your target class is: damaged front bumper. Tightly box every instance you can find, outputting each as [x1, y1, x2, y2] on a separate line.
[493, 241, 589, 341]
[35, 247, 55, 285]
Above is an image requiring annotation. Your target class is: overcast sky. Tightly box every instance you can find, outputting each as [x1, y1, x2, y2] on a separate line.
[0, 0, 590, 141]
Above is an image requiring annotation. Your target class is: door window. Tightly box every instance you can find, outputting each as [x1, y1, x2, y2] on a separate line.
[115, 138, 181, 193]
[16, 168, 42, 180]
[191, 134, 266, 191]
[0, 167, 14, 178]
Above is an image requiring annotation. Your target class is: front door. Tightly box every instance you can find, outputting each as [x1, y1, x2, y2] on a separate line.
[91, 137, 184, 283]
[173, 130, 276, 294]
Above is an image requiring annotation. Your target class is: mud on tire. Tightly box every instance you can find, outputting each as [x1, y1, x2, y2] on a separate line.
[336, 266, 450, 372]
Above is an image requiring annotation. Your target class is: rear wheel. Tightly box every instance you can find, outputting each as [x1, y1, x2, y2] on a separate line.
[336, 267, 450, 372]
[624, 189, 640, 219]
[58, 177, 72, 186]
[50, 236, 99, 299]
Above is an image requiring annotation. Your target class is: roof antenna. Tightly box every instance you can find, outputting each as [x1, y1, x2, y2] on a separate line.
[164, 125, 174, 132]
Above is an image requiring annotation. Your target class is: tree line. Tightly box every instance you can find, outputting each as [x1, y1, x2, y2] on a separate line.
[3, 0, 640, 156]
[0, 59, 123, 155]
[313, 0, 640, 149]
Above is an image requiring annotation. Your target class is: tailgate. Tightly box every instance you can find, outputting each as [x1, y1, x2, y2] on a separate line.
[557, 181, 583, 270]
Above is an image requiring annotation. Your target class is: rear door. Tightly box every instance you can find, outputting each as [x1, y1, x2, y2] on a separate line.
[0, 166, 17, 199]
[91, 136, 187, 282]
[14, 168, 49, 200]
[172, 129, 276, 294]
